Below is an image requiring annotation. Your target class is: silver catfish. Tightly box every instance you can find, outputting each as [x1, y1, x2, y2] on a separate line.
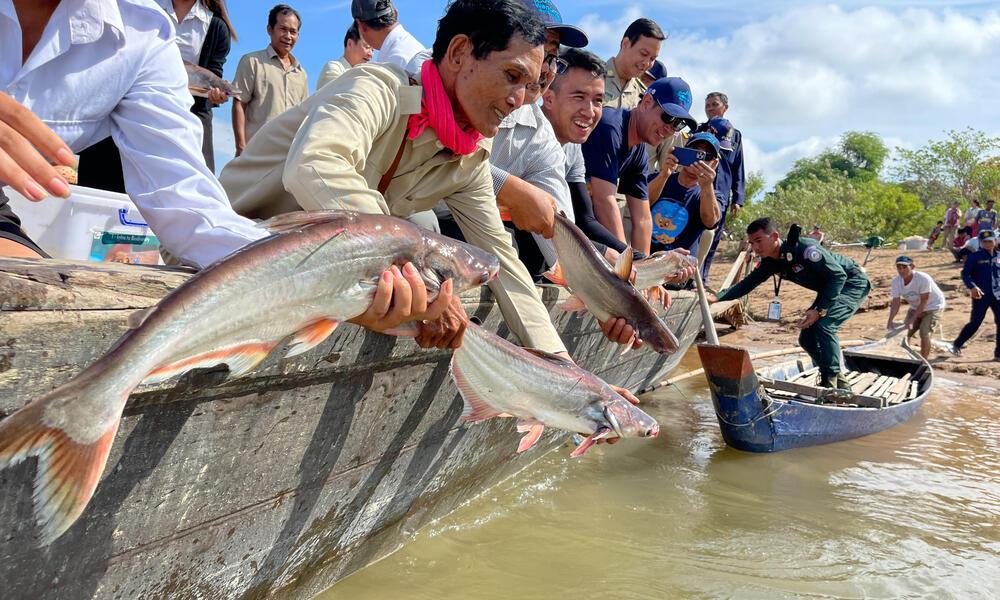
[544, 213, 680, 353]
[451, 322, 659, 457]
[185, 62, 242, 98]
[0, 210, 498, 544]
[633, 250, 698, 291]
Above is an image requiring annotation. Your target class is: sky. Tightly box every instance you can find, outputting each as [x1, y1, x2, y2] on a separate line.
[211, 1, 1000, 193]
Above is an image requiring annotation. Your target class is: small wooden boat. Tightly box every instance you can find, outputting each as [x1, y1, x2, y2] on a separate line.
[697, 339, 933, 453]
[0, 258, 703, 599]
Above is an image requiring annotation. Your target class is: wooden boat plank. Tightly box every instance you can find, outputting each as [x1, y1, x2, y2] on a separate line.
[863, 375, 889, 397]
[886, 374, 912, 405]
[850, 373, 879, 394]
[758, 377, 883, 408]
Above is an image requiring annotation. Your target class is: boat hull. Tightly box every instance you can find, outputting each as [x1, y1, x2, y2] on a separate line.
[698, 343, 931, 453]
[0, 259, 701, 600]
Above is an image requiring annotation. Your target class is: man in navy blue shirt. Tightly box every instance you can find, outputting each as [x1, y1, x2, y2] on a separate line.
[647, 133, 722, 253]
[582, 77, 697, 255]
[950, 230, 1000, 360]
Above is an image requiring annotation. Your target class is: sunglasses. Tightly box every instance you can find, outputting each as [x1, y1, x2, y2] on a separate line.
[525, 56, 568, 94]
[659, 112, 689, 131]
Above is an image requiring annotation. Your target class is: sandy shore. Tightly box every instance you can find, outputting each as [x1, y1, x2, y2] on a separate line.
[706, 244, 1000, 385]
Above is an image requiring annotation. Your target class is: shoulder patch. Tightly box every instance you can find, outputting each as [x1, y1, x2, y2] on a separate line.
[804, 246, 823, 263]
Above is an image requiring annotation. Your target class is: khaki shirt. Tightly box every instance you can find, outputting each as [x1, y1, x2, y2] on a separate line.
[220, 63, 565, 354]
[316, 56, 351, 91]
[603, 56, 643, 110]
[232, 45, 309, 141]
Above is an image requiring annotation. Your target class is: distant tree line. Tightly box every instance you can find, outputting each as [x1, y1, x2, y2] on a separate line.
[729, 128, 1000, 244]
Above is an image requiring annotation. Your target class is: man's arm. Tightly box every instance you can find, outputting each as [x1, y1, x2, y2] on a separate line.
[886, 296, 902, 328]
[569, 181, 627, 252]
[447, 161, 567, 354]
[316, 60, 346, 91]
[960, 253, 980, 294]
[590, 177, 626, 243]
[908, 292, 930, 326]
[716, 263, 773, 301]
[625, 195, 651, 254]
[493, 171, 556, 239]
[730, 134, 745, 208]
[692, 160, 721, 229]
[231, 54, 254, 156]
[806, 250, 848, 312]
[282, 67, 404, 214]
[111, 34, 267, 269]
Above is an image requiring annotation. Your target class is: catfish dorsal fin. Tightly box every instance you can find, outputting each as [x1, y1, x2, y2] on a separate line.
[127, 306, 156, 329]
[523, 347, 574, 365]
[615, 246, 634, 280]
[257, 210, 350, 234]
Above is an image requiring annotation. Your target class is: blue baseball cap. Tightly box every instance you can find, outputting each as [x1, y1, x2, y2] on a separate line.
[699, 117, 735, 151]
[895, 255, 914, 265]
[521, 0, 589, 48]
[978, 229, 996, 242]
[645, 77, 697, 131]
[686, 132, 720, 161]
[644, 60, 667, 81]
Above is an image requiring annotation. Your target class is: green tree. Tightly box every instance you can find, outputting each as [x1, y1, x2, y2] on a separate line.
[893, 127, 1000, 208]
[744, 170, 766, 205]
[776, 131, 888, 190]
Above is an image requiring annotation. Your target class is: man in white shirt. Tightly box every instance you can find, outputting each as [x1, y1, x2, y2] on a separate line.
[351, 0, 423, 69]
[886, 255, 946, 358]
[0, 0, 266, 267]
[316, 22, 373, 90]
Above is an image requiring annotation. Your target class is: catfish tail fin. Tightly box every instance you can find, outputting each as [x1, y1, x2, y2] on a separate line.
[0, 399, 121, 545]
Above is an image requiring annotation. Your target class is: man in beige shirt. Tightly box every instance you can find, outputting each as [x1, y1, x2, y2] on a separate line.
[603, 18, 664, 110]
[316, 23, 373, 91]
[232, 4, 309, 156]
[221, 0, 566, 355]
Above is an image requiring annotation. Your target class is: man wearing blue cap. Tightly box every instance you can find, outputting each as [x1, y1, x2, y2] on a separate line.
[646, 133, 722, 253]
[581, 76, 698, 254]
[950, 229, 1000, 360]
[887, 255, 946, 359]
[695, 115, 744, 278]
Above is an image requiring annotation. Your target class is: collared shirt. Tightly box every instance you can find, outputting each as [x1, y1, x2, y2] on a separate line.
[316, 56, 352, 91]
[377, 24, 424, 69]
[602, 56, 643, 110]
[581, 108, 649, 200]
[563, 143, 586, 183]
[155, 0, 211, 63]
[219, 63, 565, 353]
[232, 45, 309, 141]
[890, 271, 945, 311]
[0, 0, 266, 269]
[489, 103, 572, 266]
[944, 206, 961, 227]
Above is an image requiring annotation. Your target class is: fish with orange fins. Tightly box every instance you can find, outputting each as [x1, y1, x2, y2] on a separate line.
[451, 322, 659, 456]
[543, 213, 680, 353]
[0, 210, 498, 544]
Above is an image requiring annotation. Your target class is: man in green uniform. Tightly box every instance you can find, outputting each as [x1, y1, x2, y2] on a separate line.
[709, 217, 871, 389]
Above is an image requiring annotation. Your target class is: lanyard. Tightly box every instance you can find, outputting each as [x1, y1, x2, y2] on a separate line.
[772, 274, 783, 298]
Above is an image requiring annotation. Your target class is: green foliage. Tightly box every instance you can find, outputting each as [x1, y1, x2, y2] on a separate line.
[744, 170, 765, 205]
[776, 131, 888, 190]
[893, 127, 1000, 208]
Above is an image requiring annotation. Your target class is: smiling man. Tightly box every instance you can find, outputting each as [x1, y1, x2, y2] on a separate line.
[581, 76, 698, 254]
[604, 18, 665, 110]
[231, 4, 308, 156]
[220, 0, 568, 355]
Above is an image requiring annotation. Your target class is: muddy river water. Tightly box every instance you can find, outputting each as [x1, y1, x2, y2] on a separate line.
[321, 352, 999, 599]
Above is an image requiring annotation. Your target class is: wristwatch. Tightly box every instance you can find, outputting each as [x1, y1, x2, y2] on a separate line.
[815, 308, 827, 317]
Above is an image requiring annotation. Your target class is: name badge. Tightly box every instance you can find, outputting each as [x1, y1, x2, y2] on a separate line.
[767, 298, 782, 321]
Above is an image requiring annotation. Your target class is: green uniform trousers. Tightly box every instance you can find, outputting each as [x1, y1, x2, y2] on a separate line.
[798, 277, 871, 378]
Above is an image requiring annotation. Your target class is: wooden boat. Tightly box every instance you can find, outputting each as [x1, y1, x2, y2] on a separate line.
[0, 258, 703, 600]
[697, 339, 932, 453]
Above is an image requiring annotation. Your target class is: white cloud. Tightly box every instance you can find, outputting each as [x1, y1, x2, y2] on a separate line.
[576, 4, 1000, 188]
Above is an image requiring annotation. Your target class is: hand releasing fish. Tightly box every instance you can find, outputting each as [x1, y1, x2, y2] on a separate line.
[185, 62, 242, 98]
[543, 213, 680, 353]
[0, 210, 498, 544]
[633, 250, 698, 291]
[452, 323, 659, 456]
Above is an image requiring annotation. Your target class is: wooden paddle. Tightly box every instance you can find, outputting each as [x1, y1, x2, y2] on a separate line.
[695, 229, 720, 346]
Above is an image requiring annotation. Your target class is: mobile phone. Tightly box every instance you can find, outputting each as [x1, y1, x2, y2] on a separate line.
[672, 146, 707, 167]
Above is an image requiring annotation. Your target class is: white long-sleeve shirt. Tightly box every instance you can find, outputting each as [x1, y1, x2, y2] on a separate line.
[0, 0, 266, 269]
[377, 24, 424, 69]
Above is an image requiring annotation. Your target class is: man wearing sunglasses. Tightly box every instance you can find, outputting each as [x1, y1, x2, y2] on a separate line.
[581, 76, 698, 254]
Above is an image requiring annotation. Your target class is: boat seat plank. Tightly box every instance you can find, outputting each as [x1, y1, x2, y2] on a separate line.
[759, 377, 884, 408]
[851, 373, 879, 394]
[886, 374, 912, 405]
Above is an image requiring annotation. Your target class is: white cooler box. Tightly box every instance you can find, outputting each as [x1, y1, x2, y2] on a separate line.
[5, 185, 162, 264]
